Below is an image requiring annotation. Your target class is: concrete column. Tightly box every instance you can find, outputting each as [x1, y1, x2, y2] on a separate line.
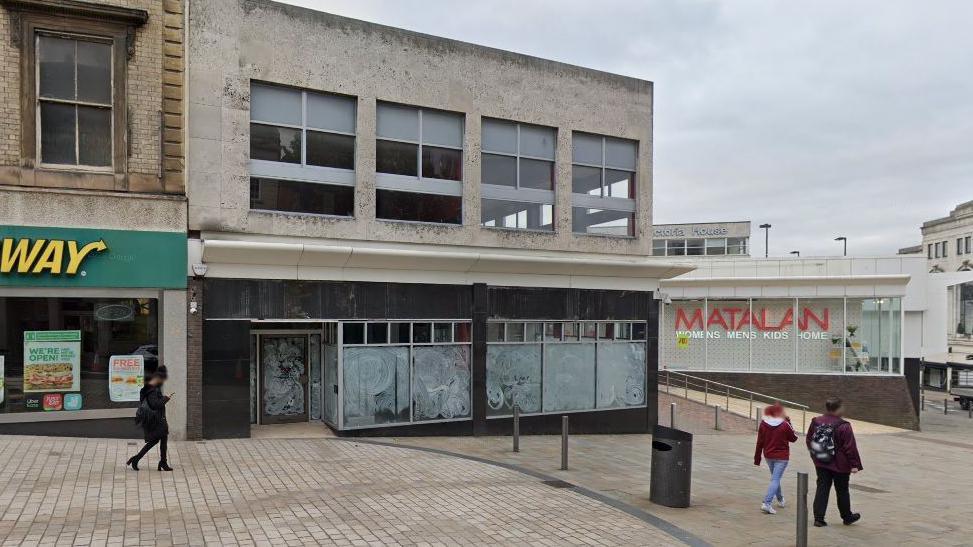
[162, 289, 188, 440]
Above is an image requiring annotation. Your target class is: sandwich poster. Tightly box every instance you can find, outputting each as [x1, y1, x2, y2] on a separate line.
[23, 331, 81, 393]
[109, 355, 144, 402]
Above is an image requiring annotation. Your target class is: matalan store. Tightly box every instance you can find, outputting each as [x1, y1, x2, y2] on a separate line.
[657, 251, 930, 430]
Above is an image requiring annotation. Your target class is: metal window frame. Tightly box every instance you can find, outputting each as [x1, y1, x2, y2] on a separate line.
[485, 319, 648, 419]
[337, 319, 473, 431]
[35, 31, 114, 171]
[248, 82, 358, 190]
[375, 105, 465, 200]
[481, 119, 557, 231]
[570, 133, 638, 235]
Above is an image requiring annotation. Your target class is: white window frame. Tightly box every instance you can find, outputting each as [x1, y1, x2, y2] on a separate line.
[481, 119, 556, 232]
[35, 31, 115, 172]
[375, 105, 464, 198]
[248, 82, 357, 189]
[571, 133, 637, 237]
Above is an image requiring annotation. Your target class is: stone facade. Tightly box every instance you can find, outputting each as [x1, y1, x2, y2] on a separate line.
[922, 200, 973, 273]
[0, 0, 185, 195]
[187, 0, 654, 255]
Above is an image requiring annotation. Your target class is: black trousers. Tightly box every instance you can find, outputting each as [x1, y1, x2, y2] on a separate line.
[813, 467, 852, 521]
[132, 435, 168, 464]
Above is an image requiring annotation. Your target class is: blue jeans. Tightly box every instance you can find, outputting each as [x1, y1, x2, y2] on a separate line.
[764, 459, 788, 505]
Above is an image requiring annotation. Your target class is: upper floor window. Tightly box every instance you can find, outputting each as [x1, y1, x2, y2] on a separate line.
[571, 133, 637, 237]
[37, 34, 113, 168]
[249, 82, 356, 216]
[942, 241, 948, 258]
[928, 244, 934, 259]
[966, 236, 971, 255]
[375, 103, 464, 224]
[480, 118, 555, 231]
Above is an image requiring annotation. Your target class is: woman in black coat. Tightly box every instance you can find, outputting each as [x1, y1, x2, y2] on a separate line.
[126, 365, 174, 471]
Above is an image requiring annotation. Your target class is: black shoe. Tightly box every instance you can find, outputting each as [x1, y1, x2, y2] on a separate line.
[842, 513, 861, 525]
[126, 457, 139, 471]
[158, 461, 173, 472]
[813, 520, 828, 527]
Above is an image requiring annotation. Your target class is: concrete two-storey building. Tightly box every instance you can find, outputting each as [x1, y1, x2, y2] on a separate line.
[0, 0, 188, 437]
[185, 0, 692, 438]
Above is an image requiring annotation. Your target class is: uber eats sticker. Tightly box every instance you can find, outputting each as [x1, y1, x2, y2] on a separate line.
[23, 331, 81, 393]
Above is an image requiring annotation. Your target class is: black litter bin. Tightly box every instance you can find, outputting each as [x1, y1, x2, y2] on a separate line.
[649, 425, 693, 508]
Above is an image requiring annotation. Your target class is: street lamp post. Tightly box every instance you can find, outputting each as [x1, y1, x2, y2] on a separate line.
[835, 236, 847, 256]
[759, 224, 772, 258]
[789, 250, 800, 257]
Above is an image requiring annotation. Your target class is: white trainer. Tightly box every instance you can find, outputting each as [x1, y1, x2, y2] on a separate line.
[761, 503, 777, 515]
[776, 497, 786, 508]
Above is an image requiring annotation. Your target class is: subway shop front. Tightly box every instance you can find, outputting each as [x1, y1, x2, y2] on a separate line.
[0, 226, 186, 438]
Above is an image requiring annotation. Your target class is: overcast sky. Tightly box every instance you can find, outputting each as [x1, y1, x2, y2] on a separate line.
[279, 0, 972, 257]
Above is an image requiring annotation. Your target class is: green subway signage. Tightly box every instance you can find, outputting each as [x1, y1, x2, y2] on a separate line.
[0, 225, 186, 289]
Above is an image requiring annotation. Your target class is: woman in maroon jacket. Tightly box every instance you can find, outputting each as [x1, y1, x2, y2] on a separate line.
[754, 403, 798, 514]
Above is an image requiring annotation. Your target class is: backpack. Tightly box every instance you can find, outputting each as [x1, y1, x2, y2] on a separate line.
[135, 395, 160, 432]
[809, 420, 841, 463]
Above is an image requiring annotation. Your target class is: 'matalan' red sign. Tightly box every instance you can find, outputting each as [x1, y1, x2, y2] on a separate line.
[675, 307, 829, 332]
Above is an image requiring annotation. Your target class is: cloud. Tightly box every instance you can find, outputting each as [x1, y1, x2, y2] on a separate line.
[277, 0, 973, 256]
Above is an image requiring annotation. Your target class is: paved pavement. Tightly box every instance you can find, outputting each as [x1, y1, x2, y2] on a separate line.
[390, 407, 973, 546]
[0, 400, 967, 546]
[0, 435, 682, 546]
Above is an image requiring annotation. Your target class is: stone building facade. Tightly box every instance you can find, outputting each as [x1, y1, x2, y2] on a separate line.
[186, 0, 692, 438]
[0, 0, 188, 438]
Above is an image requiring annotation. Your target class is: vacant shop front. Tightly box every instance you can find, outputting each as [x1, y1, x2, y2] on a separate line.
[197, 279, 659, 438]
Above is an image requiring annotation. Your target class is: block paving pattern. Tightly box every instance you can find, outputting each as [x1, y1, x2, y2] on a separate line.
[0, 436, 676, 546]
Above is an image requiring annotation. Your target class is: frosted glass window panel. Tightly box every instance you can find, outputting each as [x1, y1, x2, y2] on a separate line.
[342, 346, 410, 427]
[421, 110, 463, 147]
[377, 103, 419, 141]
[572, 133, 602, 165]
[251, 84, 302, 125]
[481, 118, 517, 154]
[605, 138, 637, 170]
[705, 300, 751, 371]
[261, 336, 307, 417]
[250, 336, 257, 424]
[542, 343, 596, 412]
[519, 124, 555, 159]
[750, 300, 797, 372]
[306, 92, 356, 133]
[309, 334, 322, 421]
[596, 342, 646, 409]
[486, 344, 542, 416]
[324, 344, 338, 425]
[412, 346, 472, 421]
[796, 299, 845, 373]
[663, 300, 706, 370]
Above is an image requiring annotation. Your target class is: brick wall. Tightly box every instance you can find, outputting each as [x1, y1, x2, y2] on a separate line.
[186, 276, 203, 440]
[686, 371, 920, 430]
[0, 0, 184, 194]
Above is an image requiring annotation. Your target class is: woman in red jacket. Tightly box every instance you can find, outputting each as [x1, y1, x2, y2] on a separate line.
[754, 403, 798, 514]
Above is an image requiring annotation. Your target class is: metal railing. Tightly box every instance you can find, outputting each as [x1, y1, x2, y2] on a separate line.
[660, 369, 809, 431]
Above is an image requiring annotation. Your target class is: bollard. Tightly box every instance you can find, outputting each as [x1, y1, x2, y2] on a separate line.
[755, 406, 762, 431]
[714, 405, 721, 431]
[945, 399, 949, 415]
[512, 405, 520, 453]
[560, 415, 569, 470]
[921, 394, 925, 411]
[796, 472, 809, 547]
[670, 402, 677, 430]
